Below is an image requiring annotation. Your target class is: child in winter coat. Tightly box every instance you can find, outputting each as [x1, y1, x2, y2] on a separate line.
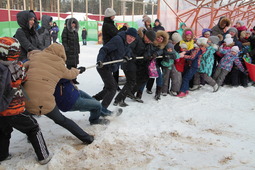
[177, 37, 208, 97]
[190, 36, 220, 92]
[161, 42, 181, 96]
[213, 46, 246, 86]
[0, 37, 51, 165]
[54, 79, 110, 125]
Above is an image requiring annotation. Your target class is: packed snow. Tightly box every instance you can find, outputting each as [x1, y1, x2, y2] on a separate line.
[1, 42, 255, 169]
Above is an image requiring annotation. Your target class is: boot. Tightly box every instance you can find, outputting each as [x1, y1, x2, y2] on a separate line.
[135, 90, 144, 103]
[154, 86, 162, 100]
[189, 85, 200, 91]
[213, 83, 219, 92]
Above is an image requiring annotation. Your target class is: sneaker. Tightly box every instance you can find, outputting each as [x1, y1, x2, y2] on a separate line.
[90, 118, 110, 125]
[189, 85, 200, 91]
[162, 92, 167, 96]
[213, 83, 219, 92]
[38, 153, 53, 165]
[169, 91, 178, 96]
[176, 92, 187, 98]
[134, 97, 144, 103]
[146, 89, 153, 94]
[83, 135, 94, 145]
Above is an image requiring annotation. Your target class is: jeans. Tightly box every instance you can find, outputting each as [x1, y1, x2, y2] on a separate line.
[46, 106, 92, 143]
[180, 67, 198, 92]
[70, 90, 101, 122]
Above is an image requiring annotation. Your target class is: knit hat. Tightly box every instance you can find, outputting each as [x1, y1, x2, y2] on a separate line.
[104, 8, 116, 17]
[145, 30, 156, 42]
[231, 46, 240, 53]
[143, 16, 151, 23]
[224, 34, 233, 45]
[209, 36, 220, 45]
[196, 37, 208, 46]
[0, 37, 20, 61]
[228, 27, 238, 34]
[236, 20, 244, 26]
[166, 43, 174, 50]
[171, 32, 182, 43]
[126, 28, 137, 38]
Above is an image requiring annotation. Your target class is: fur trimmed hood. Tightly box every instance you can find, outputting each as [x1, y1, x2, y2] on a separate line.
[138, 27, 146, 38]
[66, 18, 79, 32]
[218, 17, 231, 29]
[182, 28, 194, 41]
[153, 30, 169, 49]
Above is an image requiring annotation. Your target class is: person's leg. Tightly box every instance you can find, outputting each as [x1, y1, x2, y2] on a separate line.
[114, 70, 136, 103]
[212, 67, 221, 80]
[46, 106, 94, 144]
[70, 90, 101, 123]
[216, 69, 229, 86]
[201, 73, 216, 86]
[113, 69, 121, 91]
[0, 117, 12, 161]
[179, 67, 197, 93]
[170, 66, 182, 93]
[9, 112, 50, 162]
[162, 67, 170, 94]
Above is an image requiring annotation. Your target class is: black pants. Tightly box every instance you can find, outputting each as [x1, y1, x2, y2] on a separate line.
[115, 70, 136, 102]
[93, 67, 117, 109]
[46, 106, 92, 143]
[0, 111, 49, 161]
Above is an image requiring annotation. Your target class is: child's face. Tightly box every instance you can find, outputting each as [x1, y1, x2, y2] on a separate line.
[186, 34, 192, 41]
[167, 48, 173, 52]
[236, 23, 241, 27]
[229, 31, 236, 37]
[231, 51, 237, 55]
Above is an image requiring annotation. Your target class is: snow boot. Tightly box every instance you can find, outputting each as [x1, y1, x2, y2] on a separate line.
[213, 83, 219, 92]
[189, 85, 200, 91]
[135, 90, 144, 103]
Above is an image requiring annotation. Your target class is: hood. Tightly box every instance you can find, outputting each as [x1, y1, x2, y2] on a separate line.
[103, 17, 114, 24]
[41, 15, 52, 30]
[17, 10, 38, 30]
[153, 30, 169, 49]
[138, 27, 145, 39]
[182, 28, 194, 41]
[218, 17, 230, 29]
[66, 18, 79, 32]
[179, 22, 186, 30]
[43, 43, 67, 61]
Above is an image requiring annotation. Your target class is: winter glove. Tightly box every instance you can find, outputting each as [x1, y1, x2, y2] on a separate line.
[152, 52, 158, 59]
[78, 67, 86, 74]
[97, 61, 103, 68]
[123, 56, 130, 63]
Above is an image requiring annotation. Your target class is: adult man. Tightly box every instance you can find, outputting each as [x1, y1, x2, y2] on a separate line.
[93, 28, 137, 115]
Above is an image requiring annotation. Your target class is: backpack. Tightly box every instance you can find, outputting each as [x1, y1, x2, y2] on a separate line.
[0, 62, 16, 112]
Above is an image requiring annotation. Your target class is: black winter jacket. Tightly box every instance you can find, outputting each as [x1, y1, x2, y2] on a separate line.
[15, 10, 43, 61]
[61, 18, 80, 66]
[102, 17, 127, 45]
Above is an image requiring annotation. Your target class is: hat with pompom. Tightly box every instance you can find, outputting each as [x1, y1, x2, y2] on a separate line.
[224, 34, 233, 45]
[0, 37, 20, 61]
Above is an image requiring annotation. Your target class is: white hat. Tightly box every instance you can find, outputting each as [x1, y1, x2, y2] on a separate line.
[171, 32, 182, 44]
[224, 34, 233, 45]
[197, 37, 208, 46]
[231, 46, 240, 53]
[104, 8, 116, 17]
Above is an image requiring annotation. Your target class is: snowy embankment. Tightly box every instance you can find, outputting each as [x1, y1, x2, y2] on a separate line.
[1, 42, 255, 170]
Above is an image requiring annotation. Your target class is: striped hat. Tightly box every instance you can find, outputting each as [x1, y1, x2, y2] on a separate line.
[0, 37, 20, 61]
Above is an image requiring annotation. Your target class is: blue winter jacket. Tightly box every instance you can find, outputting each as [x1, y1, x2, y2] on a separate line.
[54, 79, 79, 112]
[97, 31, 132, 72]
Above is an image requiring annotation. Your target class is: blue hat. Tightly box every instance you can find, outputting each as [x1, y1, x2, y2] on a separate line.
[126, 28, 137, 38]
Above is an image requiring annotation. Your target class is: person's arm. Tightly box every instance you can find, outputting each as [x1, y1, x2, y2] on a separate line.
[234, 57, 245, 72]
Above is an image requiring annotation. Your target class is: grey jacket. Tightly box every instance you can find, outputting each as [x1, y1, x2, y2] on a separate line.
[37, 15, 53, 48]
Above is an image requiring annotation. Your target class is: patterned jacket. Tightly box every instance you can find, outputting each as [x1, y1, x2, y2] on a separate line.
[218, 53, 245, 72]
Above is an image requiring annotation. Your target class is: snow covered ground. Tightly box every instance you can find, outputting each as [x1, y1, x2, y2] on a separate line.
[1, 42, 255, 169]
